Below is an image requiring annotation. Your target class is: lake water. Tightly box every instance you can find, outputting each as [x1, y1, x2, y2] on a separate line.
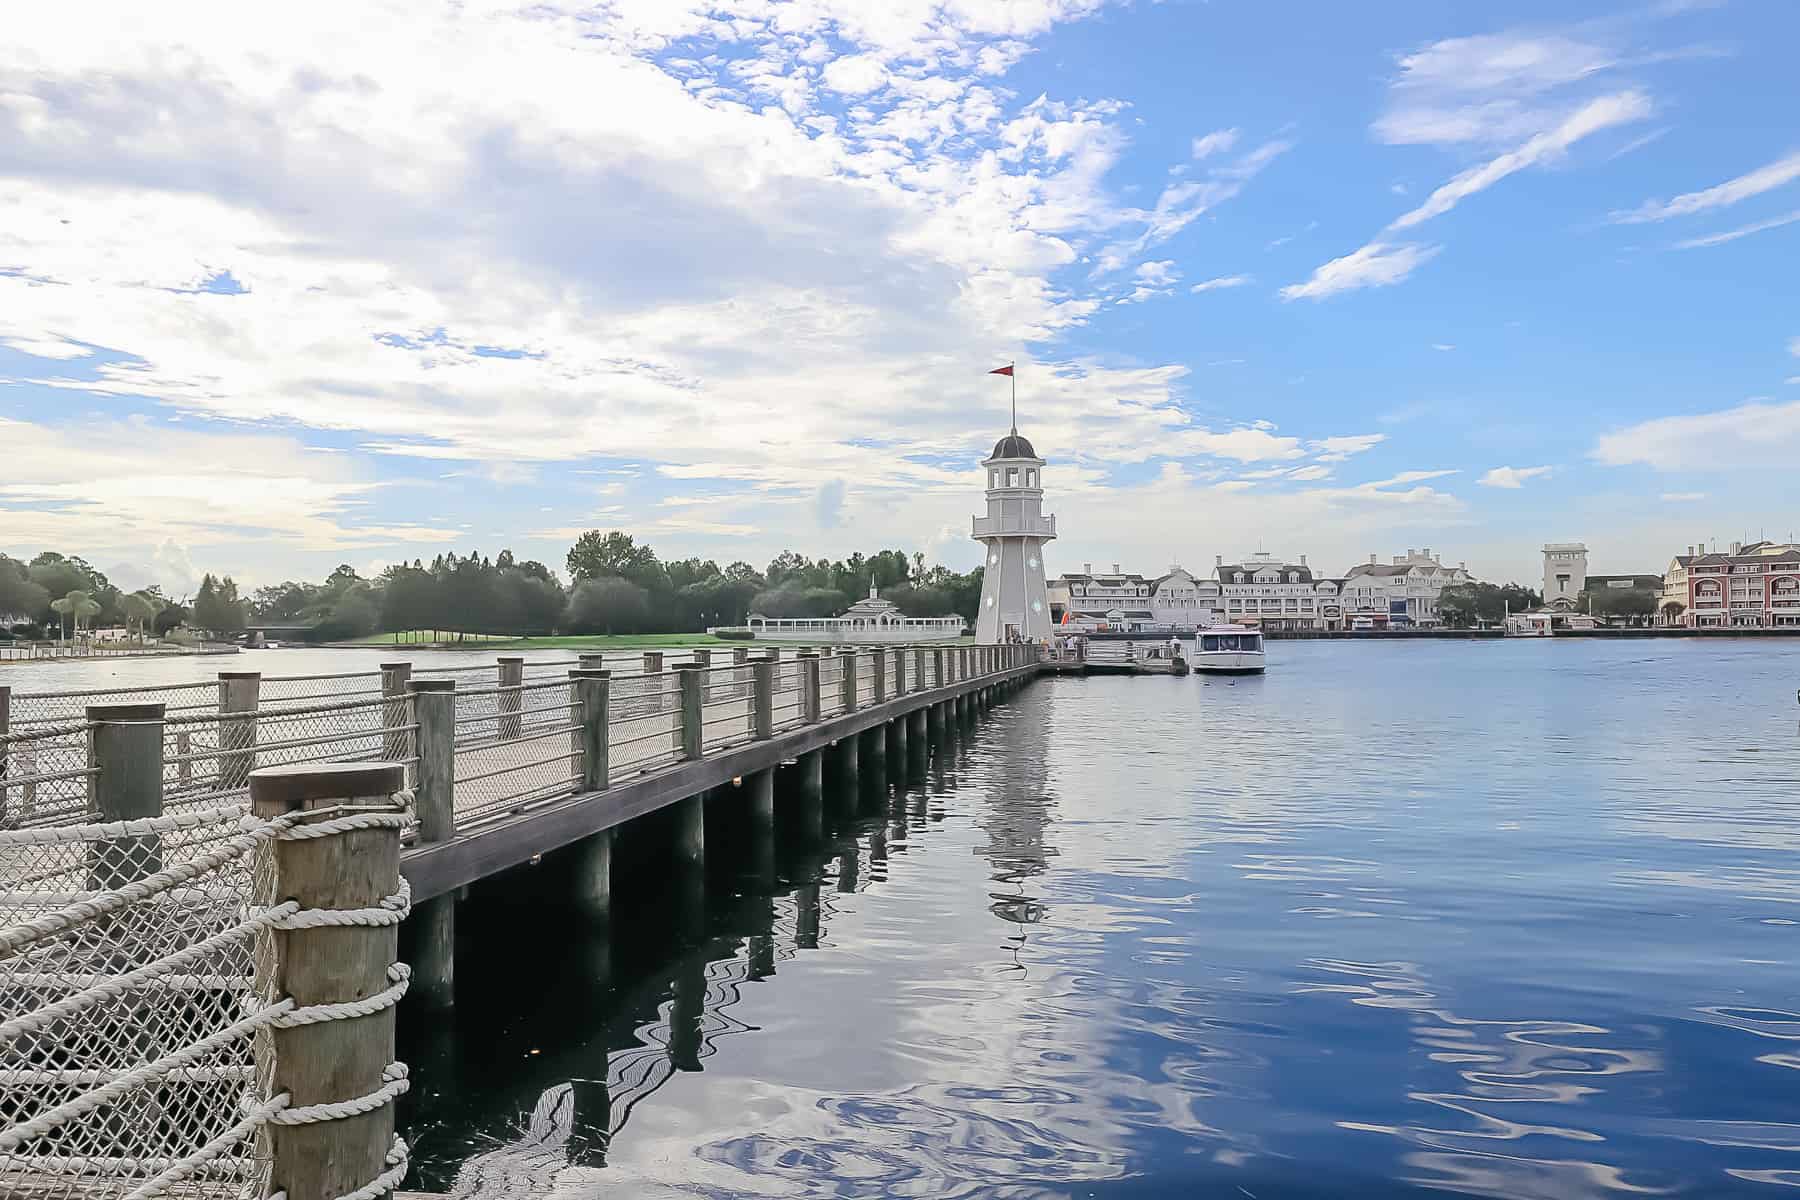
[377, 639, 1800, 1199]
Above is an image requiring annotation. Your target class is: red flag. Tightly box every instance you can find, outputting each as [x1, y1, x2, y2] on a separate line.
[989, 365, 1013, 376]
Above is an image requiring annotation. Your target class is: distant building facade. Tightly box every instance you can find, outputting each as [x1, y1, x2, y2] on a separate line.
[1047, 563, 1224, 630]
[1543, 543, 1589, 610]
[1341, 548, 1473, 628]
[1212, 553, 1342, 632]
[1663, 540, 1800, 628]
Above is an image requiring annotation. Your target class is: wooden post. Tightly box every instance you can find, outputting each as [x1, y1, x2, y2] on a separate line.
[408, 678, 456, 1010]
[577, 652, 607, 673]
[677, 664, 704, 760]
[832, 734, 859, 791]
[840, 651, 858, 714]
[86, 701, 165, 889]
[379, 662, 412, 764]
[793, 750, 823, 841]
[217, 671, 260, 791]
[747, 767, 776, 889]
[894, 650, 908, 695]
[800, 653, 821, 723]
[496, 656, 524, 739]
[887, 717, 905, 767]
[571, 670, 610, 791]
[409, 679, 456, 844]
[933, 649, 945, 690]
[673, 792, 704, 870]
[752, 658, 774, 739]
[250, 762, 406, 1200]
[732, 646, 750, 665]
[871, 648, 887, 705]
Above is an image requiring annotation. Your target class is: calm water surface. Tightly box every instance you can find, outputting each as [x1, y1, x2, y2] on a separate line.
[70, 640, 1800, 1198]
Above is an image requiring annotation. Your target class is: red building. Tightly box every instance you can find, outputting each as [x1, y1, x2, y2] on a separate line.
[1663, 541, 1800, 628]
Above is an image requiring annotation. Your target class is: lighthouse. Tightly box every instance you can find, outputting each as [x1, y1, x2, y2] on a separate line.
[972, 427, 1056, 643]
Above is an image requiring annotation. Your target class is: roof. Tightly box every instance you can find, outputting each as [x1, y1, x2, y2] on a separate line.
[1343, 561, 1467, 579]
[988, 433, 1039, 460]
[1586, 574, 1664, 588]
[1216, 563, 1314, 582]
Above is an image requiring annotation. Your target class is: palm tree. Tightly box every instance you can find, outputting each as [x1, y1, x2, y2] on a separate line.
[54, 589, 102, 642]
[49, 595, 73, 642]
[121, 591, 163, 643]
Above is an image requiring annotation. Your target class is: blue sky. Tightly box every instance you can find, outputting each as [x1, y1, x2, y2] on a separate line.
[1, 0, 1796, 596]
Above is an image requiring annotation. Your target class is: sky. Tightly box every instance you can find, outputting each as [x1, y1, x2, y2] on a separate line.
[2, 0, 1797, 597]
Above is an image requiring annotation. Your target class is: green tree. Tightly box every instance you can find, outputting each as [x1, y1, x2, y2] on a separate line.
[192, 574, 246, 636]
[566, 531, 665, 591]
[120, 590, 163, 641]
[0, 555, 51, 624]
[563, 578, 652, 634]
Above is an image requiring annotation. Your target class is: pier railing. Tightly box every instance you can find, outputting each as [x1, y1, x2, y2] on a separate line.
[0, 645, 1036, 1198]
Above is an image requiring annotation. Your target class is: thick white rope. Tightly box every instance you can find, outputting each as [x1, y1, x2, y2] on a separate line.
[264, 1062, 410, 1126]
[0, 793, 417, 1200]
[265, 962, 412, 1029]
[0, 899, 298, 1041]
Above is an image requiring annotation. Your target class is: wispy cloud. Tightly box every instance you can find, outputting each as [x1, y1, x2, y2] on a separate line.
[1432, 343, 1455, 351]
[1674, 208, 1800, 249]
[1310, 433, 1387, 462]
[1281, 243, 1441, 301]
[1191, 128, 1239, 159]
[1611, 149, 1800, 223]
[1660, 491, 1707, 502]
[1593, 398, 1800, 468]
[1390, 91, 1652, 230]
[1477, 465, 1552, 488]
[1189, 274, 1252, 293]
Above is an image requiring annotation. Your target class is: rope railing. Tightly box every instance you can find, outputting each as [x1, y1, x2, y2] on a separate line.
[0, 784, 415, 1200]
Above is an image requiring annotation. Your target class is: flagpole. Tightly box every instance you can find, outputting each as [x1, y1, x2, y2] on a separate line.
[1010, 360, 1017, 433]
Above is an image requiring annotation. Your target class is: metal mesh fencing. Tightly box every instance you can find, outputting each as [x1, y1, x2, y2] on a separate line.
[607, 674, 683, 781]
[699, 668, 752, 753]
[0, 803, 278, 1200]
[162, 695, 417, 812]
[6, 682, 218, 731]
[256, 671, 383, 706]
[452, 680, 582, 827]
[771, 661, 807, 732]
[0, 724, 97, 832]
[817, 657, 846, 719]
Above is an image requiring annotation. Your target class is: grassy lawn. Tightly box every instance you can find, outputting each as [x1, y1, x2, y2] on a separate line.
[347, 630, 741, 649]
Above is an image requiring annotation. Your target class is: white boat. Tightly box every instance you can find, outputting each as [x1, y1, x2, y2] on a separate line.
[1193, 624, 1266, 674]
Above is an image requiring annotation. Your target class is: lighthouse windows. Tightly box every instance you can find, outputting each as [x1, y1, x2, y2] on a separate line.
[1005, 467, 1019, 487]
[989, 469, 997, 487]
[1025, 469, 1037, 487]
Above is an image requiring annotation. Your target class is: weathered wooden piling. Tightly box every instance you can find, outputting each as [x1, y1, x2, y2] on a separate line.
[496, 656, 525, 738]
[791, 749, 824, 841]
[217, 670, 260, 790]
[380, 662, 412, 762]
[746, 768, 776, 888]
[409, 677, 456, 1008]
[86, 702, 165, 888]
[249, 761, 407, 1200]
[571, 669, 613, 922]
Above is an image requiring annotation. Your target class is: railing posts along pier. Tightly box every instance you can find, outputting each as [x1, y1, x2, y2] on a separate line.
[752, 657, 775, 740]
[380, 662, 412, 763]
[218, 671, 260, 791]
[747, 767, 776, 888]
[249, 761, 408, 1200]
[570, 669, 613, 921]
[677, 665, 703, 761]
[801, 652, 821, 723]
[496, 656, 525, 739]
[87, 702, 166, 889]
[871, 648, 887, 705]
[841, 651, 858, 714]
[409, 677, 456, 1008]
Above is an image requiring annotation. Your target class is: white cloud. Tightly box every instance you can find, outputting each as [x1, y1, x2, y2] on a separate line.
[1375, 32, 1623, 148]
[1095, 138, 1292, 272]
[1593, 398, 1800, 469]
[1310, 433, 1387, 462]
[1287, 465, 1332, 481]
[1116, 259, 1180, 304]
[1660, 492, 1707, 502]
[1191, 128, 1239, 159]
[1432, 343, 1455, 351]
[819, 53, 890, 95]
[1372, 470, 1459, 487]
[1280, 242, 1441, 301]
[1477, 465, 1552, 488]
[1791, 337, 1800, 358]
[1287, 88, 1647, 301]
[1388, 91, 1652, 230]
[1189, 274, 1251, 293]
[1674, 209, 1800, 249]
[1611, 149, 1800, 223]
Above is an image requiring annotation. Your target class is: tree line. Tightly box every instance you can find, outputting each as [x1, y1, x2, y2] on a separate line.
[2, 533, 982, 641]
[1435, 582, 1545, 627]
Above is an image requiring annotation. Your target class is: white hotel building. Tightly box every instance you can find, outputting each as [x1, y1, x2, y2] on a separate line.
[1340, 548, 1473, 628]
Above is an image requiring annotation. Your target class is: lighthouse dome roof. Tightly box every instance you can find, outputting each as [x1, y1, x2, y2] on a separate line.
[989, 433, 1038, 460]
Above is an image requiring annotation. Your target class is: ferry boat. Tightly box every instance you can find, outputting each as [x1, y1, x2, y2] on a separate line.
[1193, 624, 1266, 674]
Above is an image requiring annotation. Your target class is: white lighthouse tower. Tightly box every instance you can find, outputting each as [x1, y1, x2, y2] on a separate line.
[973, 427, 1056, 643]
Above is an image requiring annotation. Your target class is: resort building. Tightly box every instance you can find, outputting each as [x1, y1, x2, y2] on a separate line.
[1542, 543, 1589, 610]
[1341, 548, 1473, 628]
[1212, 553, 1343, 632]
[1047, 564, 1224, 629]
[737, 582, 965, 643]
[1663, 541, 1800, 628]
